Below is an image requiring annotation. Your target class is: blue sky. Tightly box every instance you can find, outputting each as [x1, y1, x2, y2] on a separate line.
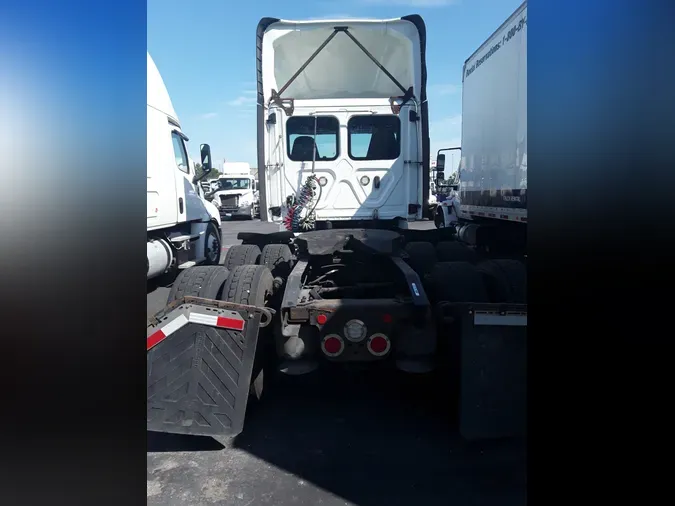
[148, 0, 522, 170]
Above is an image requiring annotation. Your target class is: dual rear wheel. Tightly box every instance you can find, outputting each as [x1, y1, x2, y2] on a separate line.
[166, 262, 275, 407]
[404, 240, 526, 304]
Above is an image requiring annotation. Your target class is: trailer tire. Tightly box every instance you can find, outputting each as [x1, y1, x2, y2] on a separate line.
[476, 259, 527, 303]
[404, 241, 437, 278]
[166, 265, 230, 304]
[436, 241, 477, 263]
[260, 244, 294, 278]
[223, 244, 261, 270]
[430, 261, 489, 303]
[220, 265, 275, 401]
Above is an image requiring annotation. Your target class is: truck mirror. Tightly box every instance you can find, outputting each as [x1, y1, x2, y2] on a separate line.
[436, 154, 446, 171]
[200, 144, 213, 173]
[436, 170, 445, 184]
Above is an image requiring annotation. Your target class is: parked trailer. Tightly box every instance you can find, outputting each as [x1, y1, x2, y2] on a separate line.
[435, 2, 527, 258]
[147, 12, 526, 442]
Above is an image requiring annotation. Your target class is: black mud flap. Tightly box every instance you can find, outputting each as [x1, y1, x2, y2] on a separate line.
[452, 303, 527, 440]
[146, 296, 272, 438]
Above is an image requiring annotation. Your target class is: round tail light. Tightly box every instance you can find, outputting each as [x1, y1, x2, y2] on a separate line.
[321, 334, 344, 357]
[367, 333, 391, 357]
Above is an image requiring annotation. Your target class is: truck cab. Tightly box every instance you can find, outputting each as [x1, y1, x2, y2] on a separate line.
[256, 17, 429, 230]
[146, 53, 222, 280]
[211, 162, 259, 219]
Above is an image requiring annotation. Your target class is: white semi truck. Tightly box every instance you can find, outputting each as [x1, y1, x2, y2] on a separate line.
[210, 162, 260, 219]
[146, 53, 223, 280]
[147, 12, 526, 442]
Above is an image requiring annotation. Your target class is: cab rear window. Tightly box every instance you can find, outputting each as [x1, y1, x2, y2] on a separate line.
[287, 116, 339, 162]
[348, 115, 400, 161]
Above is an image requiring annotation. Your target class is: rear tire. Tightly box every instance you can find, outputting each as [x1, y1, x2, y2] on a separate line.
[220, 264, 274, 306]
[166, 265, 230, 304]
[404, 241, 437, 278]
[476, 259, 527, 303]
[429, 261, 489, 303]
[436, 241, 477, 263]
[219, 265, 275, 401]
[260, 244, 294, 278]
[223, 244, 261, 270]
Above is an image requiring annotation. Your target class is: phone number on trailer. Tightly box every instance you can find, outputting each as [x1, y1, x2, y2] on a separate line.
[503, 16, 527, 45]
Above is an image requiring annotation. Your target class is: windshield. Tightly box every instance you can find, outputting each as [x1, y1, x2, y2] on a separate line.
[218, 178, 250, 190]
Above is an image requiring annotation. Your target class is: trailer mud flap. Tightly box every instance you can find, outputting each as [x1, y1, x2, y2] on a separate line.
[455, 304, 527, 440]
[146, 298, 271, 438]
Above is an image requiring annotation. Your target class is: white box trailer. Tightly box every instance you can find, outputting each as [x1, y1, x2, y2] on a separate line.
[459, 1, 527, 224]
[435, 2, 527, 244]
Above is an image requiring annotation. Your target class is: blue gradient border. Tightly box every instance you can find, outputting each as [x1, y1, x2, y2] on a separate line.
[0, 0, 672, 503]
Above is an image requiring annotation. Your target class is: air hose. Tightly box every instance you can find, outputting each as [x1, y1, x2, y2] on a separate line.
[283, 174, 321, 232]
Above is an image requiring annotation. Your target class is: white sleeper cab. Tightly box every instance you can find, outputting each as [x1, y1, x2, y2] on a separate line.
[256, 17, 430, 230]
[146, 53, 222, 281]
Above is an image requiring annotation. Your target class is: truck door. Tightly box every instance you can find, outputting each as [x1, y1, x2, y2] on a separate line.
[171, 129, 207, 223]
[328, 111, 413, 220]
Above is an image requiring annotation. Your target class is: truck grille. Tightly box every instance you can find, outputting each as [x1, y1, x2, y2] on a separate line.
[220, 195, 239, 207]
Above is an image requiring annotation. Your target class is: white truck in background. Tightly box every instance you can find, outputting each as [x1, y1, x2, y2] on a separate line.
[434, 1, 527, 259]
[199, 179, 212, 194]
[210, 162, 260, 219]
[146, 53, 222, 281]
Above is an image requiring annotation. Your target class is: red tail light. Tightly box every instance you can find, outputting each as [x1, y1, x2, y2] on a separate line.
[321, 334, 344, 357]
[367, 333, 391, 357]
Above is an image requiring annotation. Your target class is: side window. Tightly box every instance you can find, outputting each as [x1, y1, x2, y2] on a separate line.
[348, 115, 401, 161]
[171, 132, 190, 174]
[287, 116, 339, 162]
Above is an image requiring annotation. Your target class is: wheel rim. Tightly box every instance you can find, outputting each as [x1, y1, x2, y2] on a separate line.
[205, 227, 220, 263]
